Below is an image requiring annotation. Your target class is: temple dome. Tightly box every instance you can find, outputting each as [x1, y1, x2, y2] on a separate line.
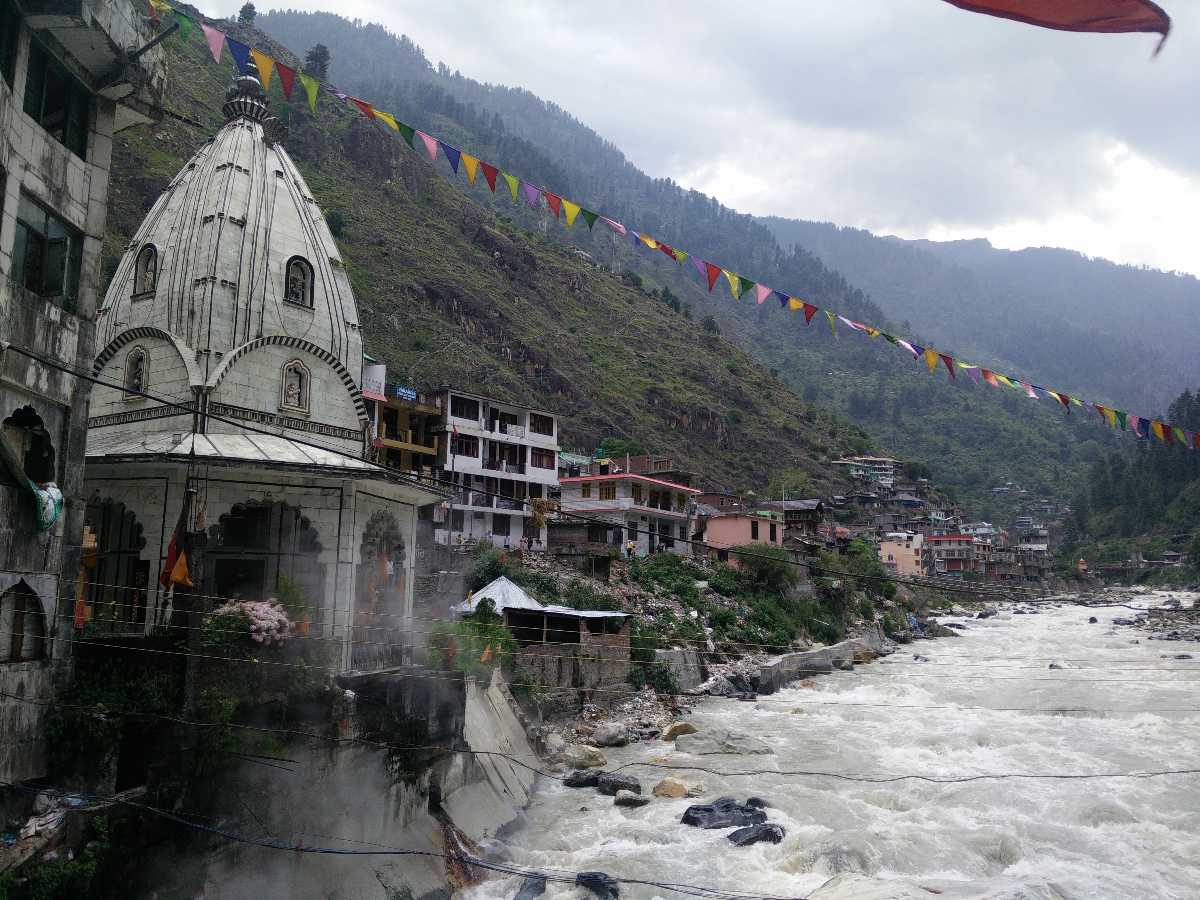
[90, 69, 367, 455]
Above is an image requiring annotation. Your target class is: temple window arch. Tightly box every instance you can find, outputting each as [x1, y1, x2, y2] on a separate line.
[0, 582, 47, 663]
[280, 359, 311, 414]
[124, 346, 148, 397]
[1, 406, 56, 486]
[134, 244, 158, 295]
[284, 256, 314, 307]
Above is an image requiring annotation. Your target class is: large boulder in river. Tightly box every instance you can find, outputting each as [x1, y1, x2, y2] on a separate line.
[576, 872, 619, 900]
[681, 797, 768, 829]
[566, 745, 608, 769]
[728, 823, 785, 846]
[614, 789, 650, 808]
[652, 778, 689, 799]
[676, 729, 773, 755]
[597, 772, 641, 796]
[564, 769, 604, 788]
[662, 721, 698, 741]
[591, 723, 630, 747]
[513, 875, 547, 900]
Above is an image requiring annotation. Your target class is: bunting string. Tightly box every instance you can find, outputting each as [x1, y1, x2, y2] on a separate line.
[153, 2, 1200, 453]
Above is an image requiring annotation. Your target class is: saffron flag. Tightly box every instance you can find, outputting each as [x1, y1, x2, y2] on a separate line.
[755, 284, 772, 305]
[298, 72, 319, 113]
[639, 234, 659, 250]
[159, 489, 194, 589]
[226, 37, 251, 75]
[1151, 420, 1166, 441]
[417, 131, 438, 162]
[375, 111, 399, 131]
[250, 49, 274, 91]
[502, 172, 520, 201]
[923, 348, 939, 373]
[940, 1, 1170, 49]
[544, 192, 562, 217]
[276, 61, 296, 100]
[439, 141, 461, 174]
[704, 262, 721, 292]
[480, 162, 499, 192]
[561, 198, 579, 225]
[462, 153, 480, 185]
[201, 23, 225, 63]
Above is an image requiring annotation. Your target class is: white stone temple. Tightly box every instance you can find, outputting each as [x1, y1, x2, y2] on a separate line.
[82, 62, 443, 671]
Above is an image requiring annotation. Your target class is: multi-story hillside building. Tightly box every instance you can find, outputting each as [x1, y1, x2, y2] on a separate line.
[831, 455, 899, 491]
[878, 532, 928, 577]
[428, 389, 560, 548]
[928, 533, 976, 577]
[558, 473, 699, 556]
[1, 0, 164, 787]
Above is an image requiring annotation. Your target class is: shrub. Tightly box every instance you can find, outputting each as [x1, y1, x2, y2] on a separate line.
[469, 543, 510, 591]
[732, 544, 799, 594]
[629, 662, 679, 695]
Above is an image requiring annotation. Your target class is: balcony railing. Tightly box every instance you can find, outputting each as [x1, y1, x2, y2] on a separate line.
[483, 459, 525, 474]
[495, 497, 524, 511]
[487, 421, 526, 438]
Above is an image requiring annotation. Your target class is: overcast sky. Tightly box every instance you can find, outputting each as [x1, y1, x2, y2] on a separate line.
[218, 1, 1198, 276]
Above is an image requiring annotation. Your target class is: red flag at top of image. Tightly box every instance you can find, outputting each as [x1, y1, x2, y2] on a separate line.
[942, 1, 1170, 50]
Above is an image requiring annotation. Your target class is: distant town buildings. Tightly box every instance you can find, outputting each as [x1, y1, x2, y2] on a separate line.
[558, 472, 699, 557]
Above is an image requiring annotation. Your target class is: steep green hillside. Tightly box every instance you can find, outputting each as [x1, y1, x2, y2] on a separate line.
[249, 9, 1125, 512]
[101, 15, 871, 492]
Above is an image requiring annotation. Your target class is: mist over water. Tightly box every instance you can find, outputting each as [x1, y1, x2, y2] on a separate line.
[463, 594, 1200, 899]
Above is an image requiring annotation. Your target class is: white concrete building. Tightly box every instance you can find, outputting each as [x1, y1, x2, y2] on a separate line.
[558, 473, 699, 557]
[82, 61, 442, 674]
[429, 388, 560, 548]
[1, 0, 164, 786]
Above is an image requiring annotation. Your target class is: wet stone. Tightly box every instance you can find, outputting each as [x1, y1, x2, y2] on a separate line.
[576, 871, 620, 899]
[564, 770, 603, 788]
[728, 823, 785, 846]
[597, 773, 641, 796]
[513, 874, 547, 900]
[680, 797, 768, 829]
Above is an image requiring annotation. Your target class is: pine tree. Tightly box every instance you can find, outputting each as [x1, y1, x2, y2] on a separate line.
[303, 44, 331, 80]
[238, 2, 256, 25]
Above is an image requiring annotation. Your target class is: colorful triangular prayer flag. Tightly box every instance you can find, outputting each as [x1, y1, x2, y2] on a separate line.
[480, 162, 499, 192]
[657, 242, 676, 261]
[1020, 381, 1038, 399]
[276, 61, 296, 100]
[736, 276, 755, 299]
[561, 198, 579, 225]
[755, 284, 771, 305]
[1172, 426, 1188, 445]
[602, 217, 626, 236]
[982, 369, 1000, 388]
[397, 122, 416, 148]
[439, 141, 461, 174]
[175, 11, 194, 40]
[580, 209, 599, 229]
[802, 303, 818, 324]
[1115, 410, 1127, 430]
[462, 153, 480, 185]
[502, 172, 520, 201]
[939, 354, 956, 378]
[250, 49, 274, 91]
[825, 310, 837, 335]
[1151, 420, 1167, 442]
[995, 374, 1017, 389]
[772, 291, 789, 309]
[375, 110, 399, 131]
[639, 233, 659, 250]
[298, 72, 319, 113]
[704, 262, 721, 292]
[923, 348, 939, 373]
[689, 256, 706, 278]
[226, 37, 251, 74]
[544, 192, 562, 217]
[672, 248, 689, 265]
[417, 131, 438, 162]
[722, 270, 739, 298]
[521, 181, 542, 209]
[350, 97, 375, 120]
[201, 22, 225, 63]
[896, 339, 919, 358]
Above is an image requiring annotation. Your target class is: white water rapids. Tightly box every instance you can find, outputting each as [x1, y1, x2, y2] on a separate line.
[463, 594, 1200, 899]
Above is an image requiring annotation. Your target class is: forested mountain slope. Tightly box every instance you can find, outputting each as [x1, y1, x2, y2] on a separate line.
[100, 13, 871, 493]
[249, 10, 1139, 513]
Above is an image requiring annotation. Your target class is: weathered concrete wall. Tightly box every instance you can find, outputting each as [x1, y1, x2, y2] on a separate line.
[758, 624, 886, 695]
[516, 627, 631, 710]
[656, 648, 707, 692]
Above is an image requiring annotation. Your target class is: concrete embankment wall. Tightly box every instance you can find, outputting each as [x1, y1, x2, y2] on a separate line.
[758, 624, 886, 695]
[655, 648, 707, 692]
[154, 669, 536, 899]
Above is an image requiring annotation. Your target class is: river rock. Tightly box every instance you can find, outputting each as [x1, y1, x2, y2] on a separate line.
[543, 732, 566, 757]
[592, 723, 630, 747]
[566, 745, 607, 769]
[564, 769, 604, 788]
[652, 778, 688, 799]
[745, 797, 768, 809]
[977, 609, 998, 619]
[681, 797, 768, 829]
[597, 773, 641, 796]
[614, 789, 650, 808]
[663, 722, 698, 741]
[1048, 662, 1063, 670]
[1088, 616, 1099, 624]
[513, 874, 547, 900]
[576, 871, 619, 900]
[676, 729, 773, 756]
[833, 658, 854, 671]
[728, 823, 785, 846]
[1113, 618, 1135, 626]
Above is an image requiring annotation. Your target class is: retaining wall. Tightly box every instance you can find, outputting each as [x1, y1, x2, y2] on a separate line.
[758, 624, 886, 695]
[655, 648, 707, 692]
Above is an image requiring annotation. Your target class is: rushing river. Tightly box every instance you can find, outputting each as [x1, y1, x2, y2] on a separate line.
[464, 593, 1200, 899]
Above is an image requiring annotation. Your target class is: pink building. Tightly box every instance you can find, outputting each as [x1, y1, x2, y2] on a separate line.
[878, 532, 927, 576]
[702, 512, 784, 564]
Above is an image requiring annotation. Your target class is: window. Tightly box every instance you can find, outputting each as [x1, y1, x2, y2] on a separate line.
[11, 193, 82, 308]
[1, 406, 55, 485]
[0, 585, 46, 663]
[678, 524, 686, 540]
[529, 412, 554, 436]
[530, 447, 555, 469]
[599, 482, 616, 501]
[280, 359, 311, 413]
[23, 39, 89, 159]
[134, 245, 157, 295]
[492, 513, 511, 538]
[123, 346, 147, 396]
[631, 483, 643, 505]
[751, 520, 759, 540]
[450, 395, 479, 421]
[284, 256, 313, 306]
[770, 523, 777, 542]
[450, 433, 478, 458]
[676, 493, 687, 512]
[1, 0, 18, 87]
[580, 483, 591, 499]
[450, 509, 465, 531]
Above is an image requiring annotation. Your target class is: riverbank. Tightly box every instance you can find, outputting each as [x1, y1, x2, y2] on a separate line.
[472, 592, 1200, 899]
